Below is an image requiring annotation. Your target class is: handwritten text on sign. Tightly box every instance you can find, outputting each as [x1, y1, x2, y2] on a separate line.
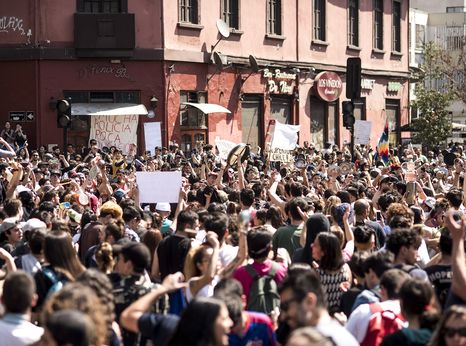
[90, 115, 138, 154]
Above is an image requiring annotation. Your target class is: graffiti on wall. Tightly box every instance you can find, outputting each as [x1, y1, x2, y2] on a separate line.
[0, 16, 28, 35]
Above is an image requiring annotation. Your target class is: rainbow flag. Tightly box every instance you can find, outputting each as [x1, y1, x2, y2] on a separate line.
[374, 120, 389, 165]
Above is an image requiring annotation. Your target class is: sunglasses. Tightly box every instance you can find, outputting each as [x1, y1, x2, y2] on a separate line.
[444, 326, 466, 338]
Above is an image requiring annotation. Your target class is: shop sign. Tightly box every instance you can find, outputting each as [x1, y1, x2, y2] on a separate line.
[263, 68, 296, 94]
[387, 82, 402, 92]
[314, 71, 343, 102]
[269, 148, 295, 163]
[78, 64, 129, 79]
[9, 111, 25, 121]
[361, 79, 375, 90]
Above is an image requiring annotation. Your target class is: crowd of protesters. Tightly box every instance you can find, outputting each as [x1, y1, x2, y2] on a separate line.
[1, 121, 466, 346]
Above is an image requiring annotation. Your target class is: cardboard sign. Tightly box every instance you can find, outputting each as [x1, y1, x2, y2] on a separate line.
[143, 122, 162, 154]
[89, 114, 138, 154]
[271, 121, 301, 150]
[354, 120, 372, 145]
[269, 148, 295, 163]
[136, 171, 182, 203]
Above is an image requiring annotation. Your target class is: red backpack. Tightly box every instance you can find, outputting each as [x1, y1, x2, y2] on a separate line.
[360, 303, 405, 346]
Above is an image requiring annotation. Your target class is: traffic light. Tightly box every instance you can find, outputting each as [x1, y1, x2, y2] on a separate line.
[56, 99, 71, 128]
[346, 57, 361, 99]
[342, 101, 355, 130]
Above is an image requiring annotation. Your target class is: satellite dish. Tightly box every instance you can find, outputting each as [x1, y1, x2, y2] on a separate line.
[249, 55, 259, 72]
[216, 19, 231, 38]
[213, 52, 224, 71]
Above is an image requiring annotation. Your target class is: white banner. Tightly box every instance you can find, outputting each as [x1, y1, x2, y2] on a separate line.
[271, 121, 300, 150]
[90, 114, 139, 154]
[136, 171, 182, 203]
[354, 120, 372, 145]
[143, 122, 162, 155]
[215, 139, 238, 160]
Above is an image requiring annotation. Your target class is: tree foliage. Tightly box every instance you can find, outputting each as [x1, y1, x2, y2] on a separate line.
[411, 42, 459, 147]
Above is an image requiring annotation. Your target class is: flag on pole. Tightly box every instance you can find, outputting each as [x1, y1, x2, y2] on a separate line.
[374, 120, 390, 165]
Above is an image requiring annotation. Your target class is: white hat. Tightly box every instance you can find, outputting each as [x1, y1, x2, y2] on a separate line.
[156, 202, 171, 212]
[22, 218, 47, 232]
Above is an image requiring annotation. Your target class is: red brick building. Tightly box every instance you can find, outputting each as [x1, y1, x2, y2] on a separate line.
[0, 0, 410, 152]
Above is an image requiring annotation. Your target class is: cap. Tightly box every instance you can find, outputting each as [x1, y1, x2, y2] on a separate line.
[156, 202, 171, 212]
[0, 218, 21, 233]
[113, 188, 126, 203]
[44, 153, 54, 161]
[423, 197, 436, 210]
[50, 170, 61, 177]
[22, 218, 47, 232]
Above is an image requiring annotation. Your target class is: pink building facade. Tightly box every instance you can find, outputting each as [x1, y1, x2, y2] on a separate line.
[0, 0, 409, 152]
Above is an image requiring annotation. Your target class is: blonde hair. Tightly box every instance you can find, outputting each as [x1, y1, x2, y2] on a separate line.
[324, 196, 341, 216]
[42, 283, 107, 346]
[100, 201, 123, 219]
[95, 242, 114, 274]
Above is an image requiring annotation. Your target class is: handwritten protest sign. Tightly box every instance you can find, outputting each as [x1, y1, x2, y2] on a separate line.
[144, 122, 162, 154]
[269, 148, 295, 163]
[136, 171, 182, 203]
[354, 120, 372, 145]
[90, 115, 138, 154]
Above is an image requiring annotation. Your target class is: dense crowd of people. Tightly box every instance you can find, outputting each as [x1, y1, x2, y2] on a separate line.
[1, 121, 466, 346]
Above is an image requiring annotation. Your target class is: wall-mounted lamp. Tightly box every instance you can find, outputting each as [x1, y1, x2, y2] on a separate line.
[150, 96, 158, 109]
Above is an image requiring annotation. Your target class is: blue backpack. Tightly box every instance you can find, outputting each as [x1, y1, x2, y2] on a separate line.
[41, 267, 65, 297]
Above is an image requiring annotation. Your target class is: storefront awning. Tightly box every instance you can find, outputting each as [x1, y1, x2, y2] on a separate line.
[182, 102, 231, 114]
[71, 103, 148, 116]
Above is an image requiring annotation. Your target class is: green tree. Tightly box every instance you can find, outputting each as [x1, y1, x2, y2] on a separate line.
[411, 42, 455, 148]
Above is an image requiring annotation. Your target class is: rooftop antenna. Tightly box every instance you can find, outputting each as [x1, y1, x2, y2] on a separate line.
[211, 19, 230, 52]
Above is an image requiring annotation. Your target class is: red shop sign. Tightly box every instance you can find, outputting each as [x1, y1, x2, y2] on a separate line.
[314, 71, 343, 102]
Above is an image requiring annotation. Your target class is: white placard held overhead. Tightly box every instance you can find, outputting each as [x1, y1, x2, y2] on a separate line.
[354, 120, 372, 145]
[136, 171, 182, 203]
[215, 139, 238, 160]
[271, 121, 301, 150]
[143, 122, 162, 155]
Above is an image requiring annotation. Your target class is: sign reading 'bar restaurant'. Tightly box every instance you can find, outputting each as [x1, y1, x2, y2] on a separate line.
[314, 71, 343, 102]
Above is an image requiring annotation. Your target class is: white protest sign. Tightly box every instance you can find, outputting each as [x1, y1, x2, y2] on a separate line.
[143, 122, 162, 154]
[269, 148, 295, 163]
[271, 121, 300, 150]
[354, 120, 372, 145]
[136, 171, 182, 203]
[90, 114, 139, 154]
[215, 139, 237, 160]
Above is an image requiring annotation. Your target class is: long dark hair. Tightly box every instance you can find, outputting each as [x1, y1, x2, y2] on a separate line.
[316, 232, 343, 271]
[168, 297, 224, 346]
[302, 213, 330, 265]
[44, 231, 85, 280]
[430, 305, 466, 346]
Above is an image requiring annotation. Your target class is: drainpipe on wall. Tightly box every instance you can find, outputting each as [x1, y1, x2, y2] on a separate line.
[161, 0, 169, 147]
[33, 0, 41, 146]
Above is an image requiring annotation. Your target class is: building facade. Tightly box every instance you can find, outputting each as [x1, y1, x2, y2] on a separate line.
[0, 0, 410, 153]
[409, 0, 466, 142]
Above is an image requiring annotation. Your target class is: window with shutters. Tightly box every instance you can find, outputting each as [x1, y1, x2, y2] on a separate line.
[179, 0, 199, 24]
[348, 0, 359, 46]
[313, 0, 326, 41]
[392, 1, 401, 52]
[373, 0, 384, 50]
[222, 0, 239, 30]
[266, 0, 282, 35]
[180, 91, 207, 128]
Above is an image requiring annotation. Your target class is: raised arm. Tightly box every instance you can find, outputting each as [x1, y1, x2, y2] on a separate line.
[120, 272, 186, 333]
[445, 211, 466, 301]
